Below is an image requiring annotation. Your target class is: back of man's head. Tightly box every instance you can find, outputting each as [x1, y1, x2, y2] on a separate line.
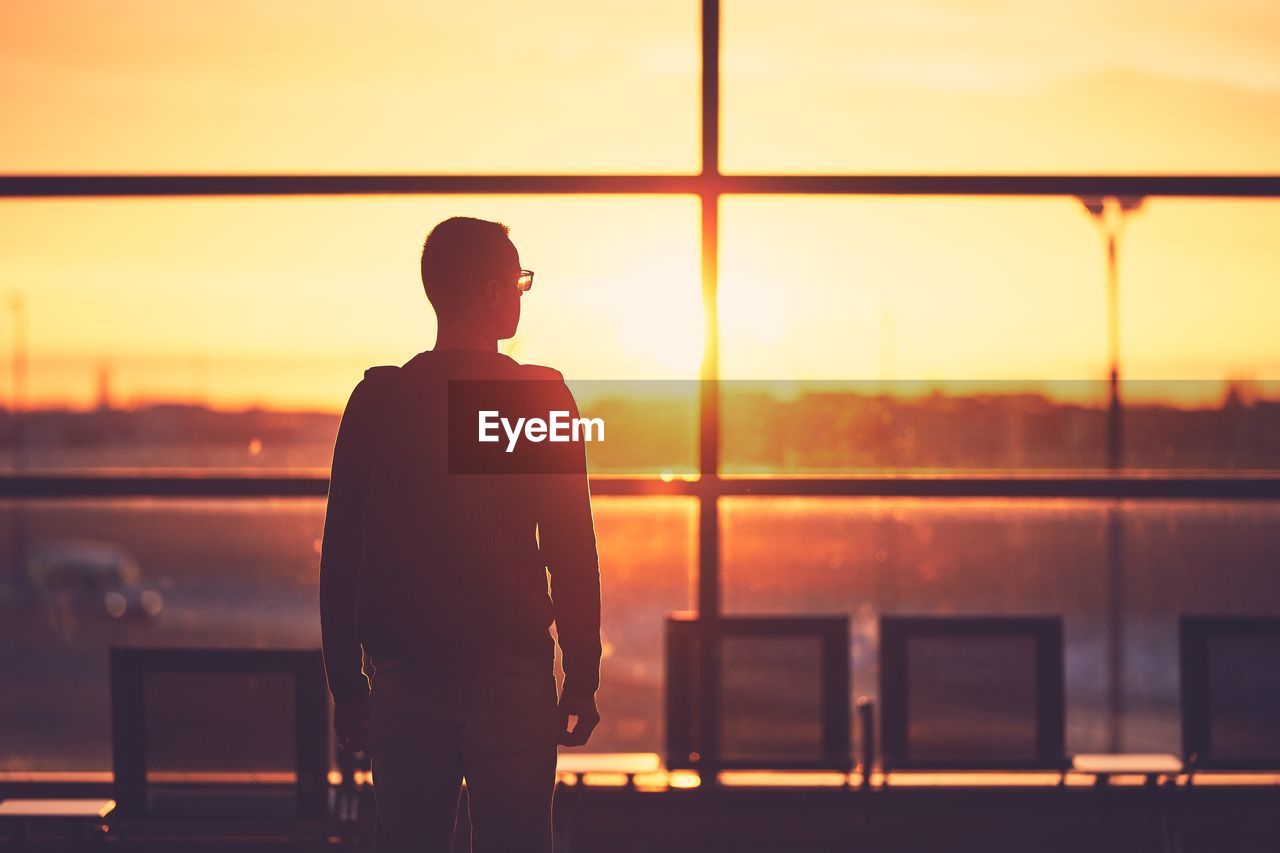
[420, 216, 512, 315]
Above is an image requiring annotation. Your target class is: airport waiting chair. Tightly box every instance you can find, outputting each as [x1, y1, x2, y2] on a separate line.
[1180, 615, 1280, 773]
[108, 647, 331, 847]
[665, 613, 851, 774]
[878, 616, 1066, 773]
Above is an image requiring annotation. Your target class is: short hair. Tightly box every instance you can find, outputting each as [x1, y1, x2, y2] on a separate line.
[420, 217, 512, 311]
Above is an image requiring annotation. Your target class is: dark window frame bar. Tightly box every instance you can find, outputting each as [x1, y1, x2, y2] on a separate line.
[1, 473, 1279, 501]
[5, 174, 1280, 198]
[3, 0, 1279, 773]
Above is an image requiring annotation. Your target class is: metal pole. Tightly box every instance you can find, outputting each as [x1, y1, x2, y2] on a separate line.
[1106, 227, 1122, 471]
[7, 294, 28, 588]
[1080, 197, 1139, 753]
[1097, 198, 1143, 753]
[698, 188, 720, 621]
[1105, 221, 1126, 753]
[698, 0, 722, 616]
[10, 294, 26, 470]
[696, 0, 722, 779]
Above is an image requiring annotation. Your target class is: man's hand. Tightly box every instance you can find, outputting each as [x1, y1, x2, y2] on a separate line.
[334, 695, 371, 753]
[557, 691, 600, 747]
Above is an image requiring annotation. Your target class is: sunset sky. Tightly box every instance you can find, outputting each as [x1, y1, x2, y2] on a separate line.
[1, 1, 1278, 410]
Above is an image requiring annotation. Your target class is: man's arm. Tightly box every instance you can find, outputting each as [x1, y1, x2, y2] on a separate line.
[538, 381, 603, 743]
[319, 379, 376, 710]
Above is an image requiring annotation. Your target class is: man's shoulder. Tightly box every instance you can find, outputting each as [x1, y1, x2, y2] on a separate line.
[515, 362, 564, 382]
[353, 358, 566, 398]
[514, 364, 573, 406]
[341, 365, 402, 418]
[364, 364, 402, 381]
[351, 365, 402, 400]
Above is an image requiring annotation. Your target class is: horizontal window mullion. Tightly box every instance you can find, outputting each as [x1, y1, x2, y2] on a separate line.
[4, 175, 1280, 198]
[1, 475, 1277, 500]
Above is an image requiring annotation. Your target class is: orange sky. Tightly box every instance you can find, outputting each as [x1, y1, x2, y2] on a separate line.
[1, 1, 1279, 410]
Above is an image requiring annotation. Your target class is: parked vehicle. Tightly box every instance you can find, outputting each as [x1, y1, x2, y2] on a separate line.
[25, 539, 164, 622]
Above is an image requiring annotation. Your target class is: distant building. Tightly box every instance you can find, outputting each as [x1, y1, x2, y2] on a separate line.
[95, 361, 113, 412]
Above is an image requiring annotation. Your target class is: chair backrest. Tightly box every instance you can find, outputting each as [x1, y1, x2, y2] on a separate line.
[1180, 615, 1280, 770]
[110, 647, 328, 819]
[879, 616, 1065, 771]
[666, 613, 851, 772]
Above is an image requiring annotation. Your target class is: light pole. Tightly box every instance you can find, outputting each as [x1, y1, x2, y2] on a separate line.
[6, 293, 28, 589]
[1080, 195, 1143, 753]
[1081, 196, 1143, 469]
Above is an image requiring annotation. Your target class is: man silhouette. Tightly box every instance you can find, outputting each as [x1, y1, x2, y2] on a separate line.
[319, 216, 602, 853]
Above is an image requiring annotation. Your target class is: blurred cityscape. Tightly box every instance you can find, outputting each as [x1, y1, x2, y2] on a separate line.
[2, 384, 1278, 472]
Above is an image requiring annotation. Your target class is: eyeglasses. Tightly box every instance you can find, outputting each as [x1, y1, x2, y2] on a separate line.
[516, 269, 534, 293]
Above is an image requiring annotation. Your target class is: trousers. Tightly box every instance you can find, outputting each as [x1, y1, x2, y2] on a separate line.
[369, 655, 560, 853]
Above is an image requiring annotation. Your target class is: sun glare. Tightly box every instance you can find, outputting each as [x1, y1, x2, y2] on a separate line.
[609, 271, 704, 378]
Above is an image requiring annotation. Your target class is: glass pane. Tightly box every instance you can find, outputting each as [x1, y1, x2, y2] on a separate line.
[721, 197, 1280, 382]
[1, 2, 698, 173]
[1122, 502, 1280, 752]
[723, 0, 1280, 173]
[716, 378, 1280, 474]
[0, 196, 700, 436]
[0, 495, 694, 769]
[721, 497, 1280, 755]
[720, 196, 1109, 381]
[581, 496, 697, 754]
[720, 197, 1280, 473]
[1119, 199, 1280, 380]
